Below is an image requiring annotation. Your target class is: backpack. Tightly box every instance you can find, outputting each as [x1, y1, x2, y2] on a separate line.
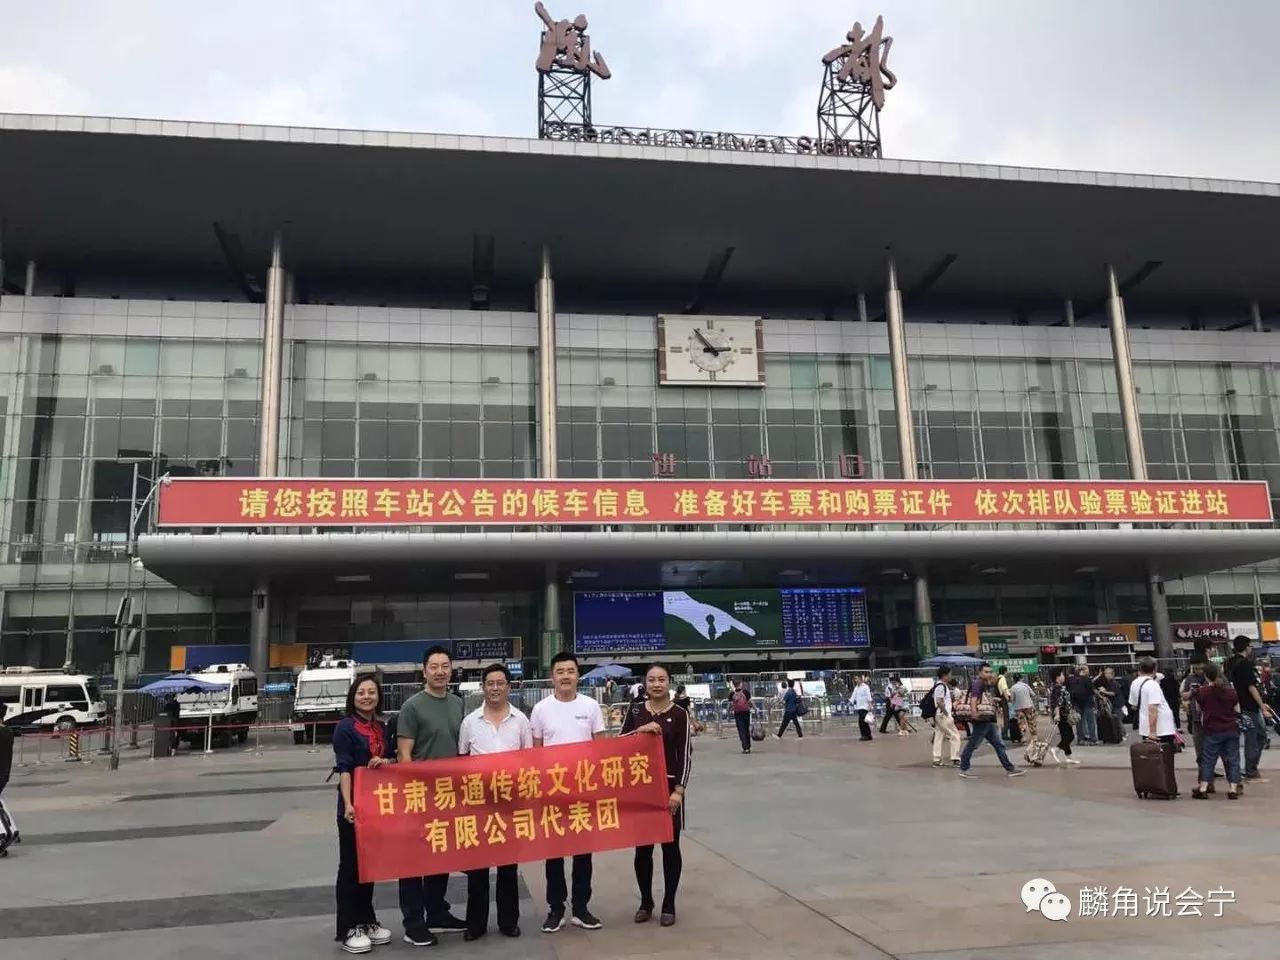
[919, 683, 941, 720]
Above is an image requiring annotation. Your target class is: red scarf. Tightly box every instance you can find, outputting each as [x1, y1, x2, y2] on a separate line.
[353, 716, 384, 760]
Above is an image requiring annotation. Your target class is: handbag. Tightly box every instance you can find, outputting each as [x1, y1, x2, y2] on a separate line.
[795, 698, 809, 717]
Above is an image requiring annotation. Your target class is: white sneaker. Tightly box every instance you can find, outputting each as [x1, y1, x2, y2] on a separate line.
[361, 924, 392, 946]
[342, 928, 372, 954]
[1065, 757, 1082, 766]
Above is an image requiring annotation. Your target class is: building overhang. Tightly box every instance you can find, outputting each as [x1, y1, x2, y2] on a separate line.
[2, 114, 1278, 312]
[136, 527, 1280, 596]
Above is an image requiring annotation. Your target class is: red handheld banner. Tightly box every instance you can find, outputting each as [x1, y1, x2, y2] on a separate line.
[353, 735, 672, 883]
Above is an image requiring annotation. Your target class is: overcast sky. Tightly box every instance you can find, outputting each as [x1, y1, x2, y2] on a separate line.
[3, 0, 1277, 181]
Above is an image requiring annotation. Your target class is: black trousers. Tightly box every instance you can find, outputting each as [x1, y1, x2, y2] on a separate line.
[879, 707, 894, 733]
[635, 810, 683, 914]
[545, 853, 592, 914]
[1057, 717, 1075, 756]
[857, 709, 872, 740]
[336, 817, 378, 940]
[777, 713, 803, 738]
[734, 712, 751, 750]
[465, 864, 518, 934]
[398, 872, 451, 930]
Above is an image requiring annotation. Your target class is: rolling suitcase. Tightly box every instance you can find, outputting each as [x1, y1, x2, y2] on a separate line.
[1024, 739, 1050, 767]
[1007, 715, 1022, 743]
[1130, 740, 1178, 799]
[0, 798, 17, 856]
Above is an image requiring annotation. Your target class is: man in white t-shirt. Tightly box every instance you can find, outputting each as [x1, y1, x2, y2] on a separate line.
[530, 651, 606, 935]
[1128, 657, 1177, 742]
[850, 676, 873, 741]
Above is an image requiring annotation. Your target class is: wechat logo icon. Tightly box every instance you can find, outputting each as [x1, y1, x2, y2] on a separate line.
[1021, 878, 1071, 922]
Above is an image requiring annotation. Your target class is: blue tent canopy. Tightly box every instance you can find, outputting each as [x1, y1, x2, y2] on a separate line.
[582, 662, 634, 682]
[139, 675, 229, 697]
[920, 653, 987, 668]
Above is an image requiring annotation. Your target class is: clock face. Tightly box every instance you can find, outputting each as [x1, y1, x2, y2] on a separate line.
[687, 327, 736, 372]
[656, 316, 764, 386]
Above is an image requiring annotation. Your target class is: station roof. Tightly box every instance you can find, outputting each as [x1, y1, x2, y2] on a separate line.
[137, 527, 1280, 597]
[2, 113, 1278, 314]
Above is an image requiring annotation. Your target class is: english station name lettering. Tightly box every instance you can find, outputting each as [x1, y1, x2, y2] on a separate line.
[540, 121, 879, 158]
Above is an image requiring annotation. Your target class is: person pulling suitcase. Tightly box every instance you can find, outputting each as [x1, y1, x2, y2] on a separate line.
[1128, 657, 1179, 799]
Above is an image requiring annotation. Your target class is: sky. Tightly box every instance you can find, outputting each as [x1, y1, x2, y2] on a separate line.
[3, 0, 1278, 181]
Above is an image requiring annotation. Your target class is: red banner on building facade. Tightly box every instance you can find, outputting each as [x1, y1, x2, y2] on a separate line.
[353, 736, 671, 883]
[156, 477, 1273, 527]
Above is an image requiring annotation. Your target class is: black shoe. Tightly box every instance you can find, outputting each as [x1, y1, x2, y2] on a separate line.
[500, 925, 521, 938]
[571, 910, 603, 930]
[541, 909, 566, 933]
[428, 913, 467, 935]
[402, 925, 438, 947]
[463, 930, 485, 942]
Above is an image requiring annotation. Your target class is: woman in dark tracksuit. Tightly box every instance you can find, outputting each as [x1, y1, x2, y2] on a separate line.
[622, 663, 693, 928]
[333, 676, 395, 954]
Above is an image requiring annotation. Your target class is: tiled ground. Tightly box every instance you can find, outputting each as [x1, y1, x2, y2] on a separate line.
[2, 723, 1276, 959]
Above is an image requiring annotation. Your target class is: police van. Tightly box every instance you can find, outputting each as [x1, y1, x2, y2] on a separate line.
[290, 657, 373, 744]
[0, 668, 108, 732]
[176, 663, 259, 748]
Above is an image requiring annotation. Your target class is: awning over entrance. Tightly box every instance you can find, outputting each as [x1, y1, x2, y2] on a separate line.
[137, 528, 1280, 596]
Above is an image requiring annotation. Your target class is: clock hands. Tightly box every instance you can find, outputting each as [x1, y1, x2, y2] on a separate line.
[693, 329, 721, 355]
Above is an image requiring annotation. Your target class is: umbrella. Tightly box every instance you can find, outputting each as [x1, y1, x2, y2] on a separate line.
[581, 662, 634, 682]
[920, 653, 987, 667]
[139, 675, 229, 697]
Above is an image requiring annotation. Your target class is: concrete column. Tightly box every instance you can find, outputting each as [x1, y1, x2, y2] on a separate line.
[1105, 264, 1173, 660]
[24, 260, 36, 296]
[536, 245, 560, 673]
[885, 254, 932, 645]
[1105, 265, 1146, 480]
[1250, 301, 1264, 333]
[249, 233, 286, 682]
[257, 233, 286, 477]
[856, 291, 868, 324]
[250, 584, 270, 680]
[0, 219, 6, 300]
[1063, 298, 1076, 329]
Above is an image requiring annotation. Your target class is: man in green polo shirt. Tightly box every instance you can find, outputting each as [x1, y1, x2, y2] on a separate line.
[396, 644, 466, 947]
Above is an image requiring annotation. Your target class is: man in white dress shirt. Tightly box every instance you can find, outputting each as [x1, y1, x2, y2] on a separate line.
[458, 663, 534, 942]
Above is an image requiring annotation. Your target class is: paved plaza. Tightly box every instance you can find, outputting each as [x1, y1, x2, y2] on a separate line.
[3, 726, 1279, 960]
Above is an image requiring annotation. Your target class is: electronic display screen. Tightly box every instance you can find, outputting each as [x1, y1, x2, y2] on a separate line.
[574, 587, 869, 653]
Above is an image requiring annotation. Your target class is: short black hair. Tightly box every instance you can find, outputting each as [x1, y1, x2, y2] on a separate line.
[646, 662, 672, 680]
[979, 661, 991, 671]
[550, 651, 580, 669]
[1233, 635, 1252, 654]
[784, 678, 794, 688]
[997, 665, 1007, 675]
[423, 644, 451, 666]
[937, 666, 951, 679]
[345, 675, 384, 717]
[1139, 656, 1157, 675]
[1013, 673, 1023, 682]
[482, 663, 511, 684]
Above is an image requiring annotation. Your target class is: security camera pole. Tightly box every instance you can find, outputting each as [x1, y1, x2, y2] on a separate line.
[109, 468, 170, 771]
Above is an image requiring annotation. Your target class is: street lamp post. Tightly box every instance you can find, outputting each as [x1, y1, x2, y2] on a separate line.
[108, 468, 170, 772]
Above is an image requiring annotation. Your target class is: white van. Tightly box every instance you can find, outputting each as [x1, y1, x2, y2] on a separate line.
[0, 668, 108, 732]
[290, 657, 373, 745]
[176, 663, 259, 748]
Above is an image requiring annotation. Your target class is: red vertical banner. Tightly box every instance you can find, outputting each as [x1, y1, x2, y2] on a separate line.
[353, 735, 671, 883]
